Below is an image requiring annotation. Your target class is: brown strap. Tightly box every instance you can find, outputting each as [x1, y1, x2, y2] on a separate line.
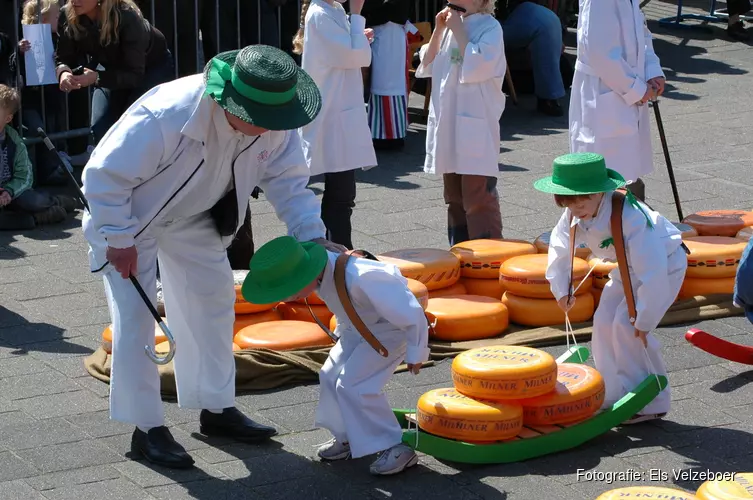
[611, 190, 638, 323]
[567, 216, 577, 301]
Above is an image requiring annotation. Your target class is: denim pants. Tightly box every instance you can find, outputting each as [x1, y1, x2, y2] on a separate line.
[502, 2, 566, 100]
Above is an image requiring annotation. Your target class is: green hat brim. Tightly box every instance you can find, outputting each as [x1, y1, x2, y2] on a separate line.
[241, 241, 328, 305]
[533, 168, 627, 195]
[203, 50, 322, 131]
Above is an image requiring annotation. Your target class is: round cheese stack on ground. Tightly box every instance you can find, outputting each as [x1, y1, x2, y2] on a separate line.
[406, 278, 429, 309]
[234, 320, 334, 351]
[425, 295, 509, 341]
[102, 322, 168, 354]
[737, 226, 752, 241]
[683, 210, 753, 237]
[460, 277, 504, 300]
[294, 291, 325, 305]
[696, 473, 753, 499]
[377, 248, 460, 290]
[684, 236, 747, 278]
[276, 302, 333, 325]
[233, 309, 282, 334]
[535, 231, 590, 260]
[499, 254, 592, 299]
[502, 292, 595, 327]
[518, 363, 605, 425]
[672, 221, 699, 239]
[588, 254, 618, 289]
[451, 346, 557, 400]
[233, 271, 277, 314]
[678, 277, 736, 300]
[428, 282, 468, 299]
[450, 239, 536, 279]
[416, 388, 523, 442]
[592, 287, 602, 309]
[596, 487, 699, 499]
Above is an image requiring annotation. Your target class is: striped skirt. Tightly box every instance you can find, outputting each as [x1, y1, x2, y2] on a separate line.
[368, 94, 408, 140]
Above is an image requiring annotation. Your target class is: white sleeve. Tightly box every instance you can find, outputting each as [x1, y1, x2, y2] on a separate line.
[81, 105, 165, 249]
[459, 22, 506, 85]
[257, 132, 327, 242]
[309, 12, 371, 69]
[643, 20, 664, 80]
[415, 43, 435, 78]
[546, 210, 582, 302]
[356, 270, 430, 364]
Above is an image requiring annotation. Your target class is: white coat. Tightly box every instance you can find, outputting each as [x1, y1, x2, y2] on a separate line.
[370, 22, 408, 97]
[415, 14, 506, 177]
[569, 0, 665, 182]
[313, 251, 430, 458]
[546, 192, 687, 415]
[299, 0, 377, 176]
[81, 75, 327, 427]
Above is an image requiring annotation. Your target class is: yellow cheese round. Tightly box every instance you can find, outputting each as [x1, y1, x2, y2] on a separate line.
[276, 302, 334, 325]
[684, 236, 748, 279]
[233, 271, 277, 314]
[460, 277, 504, 300]
[673, 221, 699, 239]
[425, 295, 509, 341]
[233, 309, 283, 334]
[696, 473, 753, 499]
[737, 226, 752, 241]
[377, 248, 460, 290]
[596, 487, 699, 499]
[588, 254, 618, 289]
[428, 281, 468, 299]
[234, 320, 334, 351]
[406, 278, 429, 309]
[451, 346, 558, 400]
[233, 342, 242, 352]
[102, 321, 168, 355]
[501, 291, 595, 327]
[683, 210, 753, 237]
[499, 254, 592, 299]
[416, 388, 523, 442]
[518, 363, 605, 425]
[535, 231, 590, 260]
[592, 287, 602, 309]
[450, 239, 537, 279]
[678, 277, 736, 300]
[294, 291, 325, 305]
[330, 315, 337, 331]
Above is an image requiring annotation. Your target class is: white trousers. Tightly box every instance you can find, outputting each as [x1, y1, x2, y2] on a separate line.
[314, 328, 407, 458]
[104, 213, 236, 428]
[591, 250, 685, 416]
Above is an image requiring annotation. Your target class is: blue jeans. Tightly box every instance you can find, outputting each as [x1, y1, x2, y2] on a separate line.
[502, 2, 566, 100]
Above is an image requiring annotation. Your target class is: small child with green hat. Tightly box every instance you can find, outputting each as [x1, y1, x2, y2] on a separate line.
[534, 152, 687, 424]
[242, 235, 430, 475]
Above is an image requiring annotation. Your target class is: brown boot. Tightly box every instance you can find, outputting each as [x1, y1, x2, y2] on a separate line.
[33, 205, 67, 226]
[51, 195, 79, 213]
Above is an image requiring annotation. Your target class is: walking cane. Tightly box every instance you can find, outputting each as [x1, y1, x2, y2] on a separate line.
[36, 128, 176, 365]
[649, 97, 684, 221]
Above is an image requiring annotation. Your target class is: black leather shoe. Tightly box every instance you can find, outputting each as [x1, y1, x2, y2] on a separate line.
[537, 98, 564, 117]
[199, 407, 278, 443]
[130, 426, 195, 469]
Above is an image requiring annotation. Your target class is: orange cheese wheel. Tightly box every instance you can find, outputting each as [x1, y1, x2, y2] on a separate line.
[678, 277, 735, 300]
[535, 231, 590, 260]
[517, 363, 605, 425]
[696, 473, 753, 499]
[501, 292, 595, 327]
[233, 309, 282, 334]
[425, 295, 509, 341]
[276, 302, 333, 325]
[428, 281, 468, 299]
[234, 320, 334, 351]
[597, 487, 699, 499]
[294, 290, 325, 305]
[377, 248, 460, 290]
[233, 342, 242, 351]
[155, 341, 172, 354]
[451, 345, 557, 400]
[450, 239, 537, 279]
[684, 236, 747, 278]
[406, 278, 429, 310]
[233, 271, 277, 314]
[737, 226, 752, 241]
[329, 315, 337, 331]
[460, 277, 504, 300]
[102, 321, 168, 355]
[416, 388, 523, 442]
[588, 254, 618, 289]
[592, 287, 602, 309]
[672, 221, 699, 239]
[682, 210, 753, 237]
[499, 254, 592, 299]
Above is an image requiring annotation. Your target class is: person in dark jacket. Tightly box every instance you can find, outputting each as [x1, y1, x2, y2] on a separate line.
[54, 0, 174, 143]
[734, 237, 753, 326]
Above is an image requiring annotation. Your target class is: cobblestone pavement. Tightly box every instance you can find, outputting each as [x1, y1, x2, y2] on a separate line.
[1, 3, 753, 498]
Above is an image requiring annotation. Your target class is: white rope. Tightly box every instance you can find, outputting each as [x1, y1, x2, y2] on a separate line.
[563, 263, 598, 363]
[640, 338, 663, 391]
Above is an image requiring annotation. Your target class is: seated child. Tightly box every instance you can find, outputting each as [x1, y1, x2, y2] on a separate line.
[0, 84, 77, 230]
[536, 152, 686, 424]
[242, 236, 430, 475]
[733, 237, 753, 326]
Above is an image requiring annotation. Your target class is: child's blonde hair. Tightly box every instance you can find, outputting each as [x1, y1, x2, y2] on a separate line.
[477, 0, 497, 15]
[64, 0, 143, 46]
[0, 84, 21, 115]
[22, 0, 58, 25]
[292, 0, 311, 55]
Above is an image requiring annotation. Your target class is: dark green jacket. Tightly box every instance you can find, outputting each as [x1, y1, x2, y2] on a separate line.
[0, 125, 33, 199]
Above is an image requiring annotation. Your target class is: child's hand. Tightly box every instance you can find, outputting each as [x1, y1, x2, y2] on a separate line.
[407, 362, 422, 374]
[445, 9, 463, 32]
[557, 295, 575, 312]
[18, 39, 31, 53]
[647, 76, 666, 96]
[635, 329, 648, 348]
[350, 0, 365, 15]
[0, 190, 11, 207]
[435, 8, 449, 28]
[364, 28, 374, 43]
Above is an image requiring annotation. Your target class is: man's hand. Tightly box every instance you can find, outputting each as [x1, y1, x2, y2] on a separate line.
[59, 71, 82, 92]
[635, 329, 648, 348]
[407, 362, 422, 374]
[18, 39, 31, 53]
[647, 76, 666, 97]
[72, 68, 98, 88]
[0, 190, 11, 207]
[106, 245, 138, 279]
[364, 28, 374, 43]
[557, 295, 575, 312]
[309, 238, 347, 253]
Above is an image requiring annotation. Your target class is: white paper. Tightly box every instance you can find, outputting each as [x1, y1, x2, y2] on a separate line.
[405, 21, 418, 34]
[22, 24, 57, 86]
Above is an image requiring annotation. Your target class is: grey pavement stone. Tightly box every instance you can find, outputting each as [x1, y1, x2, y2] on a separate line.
[113, 457, 228, 488]
[212, 451, 317, 488]
[146, 478, 255, 499]
[41, 478, 157, 500]
[15, 438, 126, 474]
[0, 451, 40, 481]
[0, 479, 46, 498]
[12, 389, 109, 420]
[24, 464, 122, 491]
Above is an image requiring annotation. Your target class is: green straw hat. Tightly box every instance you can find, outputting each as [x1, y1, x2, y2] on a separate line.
[533, 152, 627, 195]
[241, 236, 328, 305]
[203, 45, 322, 131]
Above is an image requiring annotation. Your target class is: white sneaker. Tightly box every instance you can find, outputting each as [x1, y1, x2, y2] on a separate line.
[317, 438, 351, 461]
[369, 444, 418, 475]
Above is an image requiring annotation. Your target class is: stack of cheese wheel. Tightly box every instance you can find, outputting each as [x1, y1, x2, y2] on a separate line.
[738, 226, 752, 241]
[499, 254, 595, 326]
[682, 210, 753, 237]
[696, 472, 753, 499]
[277, 301, 334, 325]
[672, 221, 699, 239]
[101, 321, 169, 354]
[377, 248, 461, 292]
[450, 239, 537, 300]
[233, 320, 334, 351]
[596, 487, 699, 499]
[534, 231, 590, 260]
[679, 236, 747, 299]
[588, 254, 617, 309]
[233, 270, 278, 315]
[424, 295, 509, 341]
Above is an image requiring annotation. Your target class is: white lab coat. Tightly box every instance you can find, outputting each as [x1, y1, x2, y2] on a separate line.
[415, 14, 506, 177]
[314, 251, 430, 458]
[569, 0, 664, 182]
[546, 192, 687, 415]
[299, 0, 377, 176]
[370, 22, 407, 97]
[82, 75, 327, 427]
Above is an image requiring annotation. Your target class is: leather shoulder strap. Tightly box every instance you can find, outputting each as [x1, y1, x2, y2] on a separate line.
[568, 213, 577, 300]
[611, 190, 638, 323]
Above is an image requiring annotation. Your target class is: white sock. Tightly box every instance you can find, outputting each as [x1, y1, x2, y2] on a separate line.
[206, 408, 224, 414]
